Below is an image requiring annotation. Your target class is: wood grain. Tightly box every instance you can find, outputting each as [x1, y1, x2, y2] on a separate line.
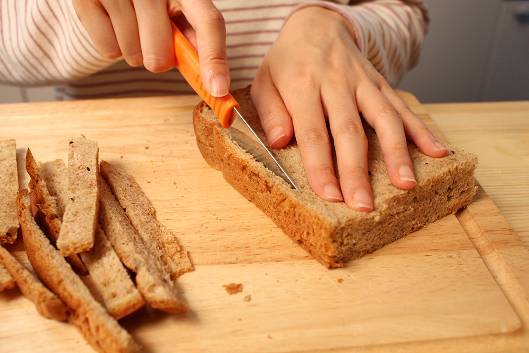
[0, 94, 528, 353]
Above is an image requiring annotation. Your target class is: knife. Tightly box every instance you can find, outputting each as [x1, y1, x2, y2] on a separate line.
[171, 23, 298, 190]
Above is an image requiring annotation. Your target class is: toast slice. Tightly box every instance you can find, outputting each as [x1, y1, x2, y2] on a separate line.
[0, 139, 19, 244]
[0, 262, 15, 291]
[17, 190, 139, 353]
[193, 87, 478, 268]
[99, 179, 186, 313]
[26, 150, 87, 274]
[41, 159, 144, 319]
[58, 136, 99, 256]
[0, 244, 68, 321]
[100, 161, 193, 279]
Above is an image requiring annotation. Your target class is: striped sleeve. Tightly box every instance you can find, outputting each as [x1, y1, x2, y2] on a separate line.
[0, 0, 115, 85]
[289, 0, 429, 85]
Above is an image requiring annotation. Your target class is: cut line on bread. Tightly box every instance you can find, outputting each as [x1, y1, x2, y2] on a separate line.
[193, 87, 478, 268]
[0, 139, 19, 244]
[100, 161, 193, 279]
[40, 159, 145, 319]
[0, 244, 68, 321]
[58, 136, 99, 256]
[17, 190, 140, 353]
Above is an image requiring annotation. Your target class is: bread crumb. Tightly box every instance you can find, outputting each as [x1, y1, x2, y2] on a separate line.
[243, 294, 251, 302]
[145, 146, 149, 150]
[223, 283, 243, 295]
[120, 155, 124, 159]
[267, 335, 272, 339]
[337, 278, 344, 284]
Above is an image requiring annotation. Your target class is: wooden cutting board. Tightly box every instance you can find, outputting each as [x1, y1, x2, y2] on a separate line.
[1, 93, 528, 353]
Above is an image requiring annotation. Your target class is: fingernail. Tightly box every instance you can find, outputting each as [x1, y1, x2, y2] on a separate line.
[323, 184, 343, 201]
[268, 126, 286, 147]
[434, 140, 447, 152]
[398, 165, 416, 183]
[352, 189, 373, 211]
[209, 73, 228, 97]
[126, 53, 143, 67]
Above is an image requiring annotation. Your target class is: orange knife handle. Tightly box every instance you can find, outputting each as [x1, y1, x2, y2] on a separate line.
[172, 24, 237, 128]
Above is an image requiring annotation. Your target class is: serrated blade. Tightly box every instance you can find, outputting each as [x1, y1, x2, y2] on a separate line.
[230, 107, 299, 191]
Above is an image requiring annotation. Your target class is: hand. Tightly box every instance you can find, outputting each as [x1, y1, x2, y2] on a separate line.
[73, 0, 230, 97]
[251, 7, 448, 212]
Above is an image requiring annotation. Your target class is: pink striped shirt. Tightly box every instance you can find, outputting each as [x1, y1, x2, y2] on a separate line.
[0, 0, 428, 100]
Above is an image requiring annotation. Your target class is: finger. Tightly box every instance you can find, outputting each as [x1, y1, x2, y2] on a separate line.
[323, 82, 373, 211]
[357, 83, 416, 190]
[100, 0, 142, 66]
[73, 0, 120, 59]
[276, 80, 342, 202]
[251, 63, 294, 149]
[179, 0, 229, 97]
[132, 0, 175, 73]
[380, 84, 448, 158]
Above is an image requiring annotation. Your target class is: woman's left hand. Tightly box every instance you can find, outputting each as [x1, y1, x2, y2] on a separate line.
[251, 6, 448, 211]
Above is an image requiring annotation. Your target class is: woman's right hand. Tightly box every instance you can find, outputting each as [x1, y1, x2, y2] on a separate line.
[73, 0, 230, 97]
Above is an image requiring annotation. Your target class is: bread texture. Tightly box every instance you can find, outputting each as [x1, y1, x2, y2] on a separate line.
[99, 179, 186, 313]
[0, 244, 68, 321]
[193, 87, 478, 268]
[100, 161, 193, 279]
[41, 159, 144, 319]
[17, 190, 140, 353]
[26, 150, 87, 274]
[58, 136, 99, 256]
[0, 262, 15, 291]
[0, 139, 19, 244]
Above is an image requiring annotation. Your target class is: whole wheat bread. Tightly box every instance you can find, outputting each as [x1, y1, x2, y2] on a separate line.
[17, 190, 139, 353]
[99, 179, 186, 313]
[26, 150, 87, 274]
[0, 262, 15, 291]
[0, 139, 19, 244]
[40, 159, 145, 319]
[0, 244, 68, 321]
[58, 136, 99, 256]
[100, 161, 193, 279]
[193, 87, 478, 268]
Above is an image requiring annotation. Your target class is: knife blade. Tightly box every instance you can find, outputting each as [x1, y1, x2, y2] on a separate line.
[171, 23, 299, 190]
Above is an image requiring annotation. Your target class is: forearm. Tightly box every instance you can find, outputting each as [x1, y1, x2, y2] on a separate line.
[0, 0, 115, 85]
[287, 0, 428, 85]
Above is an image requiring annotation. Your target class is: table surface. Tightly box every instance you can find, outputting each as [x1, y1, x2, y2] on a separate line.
[423, 100, 529, 249]
[0, 95, 528, 353]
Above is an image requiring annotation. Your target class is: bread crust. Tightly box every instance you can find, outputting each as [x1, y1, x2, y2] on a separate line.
[100, 161, 193, 279]
[0, 139, 19, 244]
[99, 179, 186, 313]
[0, 262, 15, 291]
[58, 136, 99, 256]
[17, 190, 140, 353]
[0, 244, 68, 321]
[41, 159, 145, 319]
[192, 87, 478, 268]
[26, 149, 87, 274]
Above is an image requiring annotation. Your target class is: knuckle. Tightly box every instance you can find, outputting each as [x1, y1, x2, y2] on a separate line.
[203, 8, 225, 26]
[333, 118, 365, 140]
[289, 67, 317, 89]
[298, 127, 327, 147]
[308, 164, 335, 181]
[341, 165, 369, 183]
[387, 141, 410, 156]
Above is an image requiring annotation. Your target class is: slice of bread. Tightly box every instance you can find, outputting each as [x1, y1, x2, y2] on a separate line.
[58, 136, 99, 256]
[0, 262, 15, 291]
[26, 150, 87, 274]
[40, 159, 145, 319]
[99, 179, 186, 313]
[0, 139, 19, 244]
[193, 87, 478, 268]
[100, 161, 193, 279]
[0, 244, 68, 321]
[17, 190, 140, 353]
[79, 226, 145, 319]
